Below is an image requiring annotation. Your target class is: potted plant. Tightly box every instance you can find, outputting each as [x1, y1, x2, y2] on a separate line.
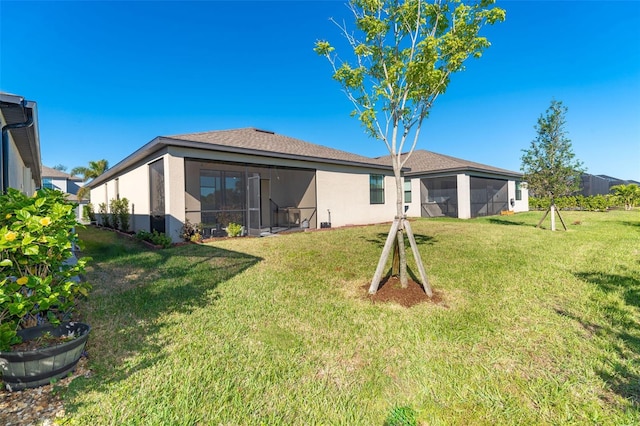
[0, 188, 92, 390]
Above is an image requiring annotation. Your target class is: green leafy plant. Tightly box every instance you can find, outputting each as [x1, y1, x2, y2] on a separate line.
[0, 188, 92, 352]
[135, 230, 173, 248]
[529, 195, 612, 212]
[226, 222, 243, 237]
[109, 199, 120, 231]
[97, 202, 110, 228]
[110, 198, 130, 232]
[83, 203, 96, 223]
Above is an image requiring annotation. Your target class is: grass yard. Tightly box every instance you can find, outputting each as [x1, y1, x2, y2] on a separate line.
[59, 210, 638, 425]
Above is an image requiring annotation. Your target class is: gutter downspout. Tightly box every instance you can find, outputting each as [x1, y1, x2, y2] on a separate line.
[1, 99, 34, 193]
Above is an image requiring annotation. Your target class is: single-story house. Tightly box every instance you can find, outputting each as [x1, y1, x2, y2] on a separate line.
[41, 165, 88, 222]
[88, 128, 527, 242]
[377, 150, 529, 218]
[0, 92, 41, 195]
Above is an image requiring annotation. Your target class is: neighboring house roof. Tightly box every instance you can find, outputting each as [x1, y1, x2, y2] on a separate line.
[41, 165, 83, 181]
[595, 174, 639, 185]
[0, 92, 41, 184]
[374, 150, 523, 179]
[90, 128, 396, 188]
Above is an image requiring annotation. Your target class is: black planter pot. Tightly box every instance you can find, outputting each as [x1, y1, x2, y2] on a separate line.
[0, 322, 90, 391]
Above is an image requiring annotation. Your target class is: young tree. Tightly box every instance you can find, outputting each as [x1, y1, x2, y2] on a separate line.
[71, 159, 109, 201]
[521, 100, 584, 231]
[315, 0, 505, 294]
[610, 183, 640, 210]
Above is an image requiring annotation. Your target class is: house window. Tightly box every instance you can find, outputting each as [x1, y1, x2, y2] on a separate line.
[370, 174, 384, 204]
[516, 182, 522, 201]
[42, 178, 54, 189]
[404, 178, 412, 203]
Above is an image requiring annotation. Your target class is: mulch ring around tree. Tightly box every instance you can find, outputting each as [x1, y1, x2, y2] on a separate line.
[364, 276, 447, 308]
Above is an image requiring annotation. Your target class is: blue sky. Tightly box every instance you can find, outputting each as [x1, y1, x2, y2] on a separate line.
[1, 0, 639, 180]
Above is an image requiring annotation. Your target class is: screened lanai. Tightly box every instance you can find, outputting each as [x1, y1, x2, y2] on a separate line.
[470, 176, 508, 217]
[419, 175, 509, 218]
[184, 159, 317, 236]
[420, 176, 458, 217]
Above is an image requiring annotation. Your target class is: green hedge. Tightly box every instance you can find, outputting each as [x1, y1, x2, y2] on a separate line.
[529, 195, 612, 211]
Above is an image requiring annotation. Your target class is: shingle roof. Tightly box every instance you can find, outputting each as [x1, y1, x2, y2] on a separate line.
[374, 150, 522, 178]
[41, 165, 82, 180]
[165, 128, 385, 167]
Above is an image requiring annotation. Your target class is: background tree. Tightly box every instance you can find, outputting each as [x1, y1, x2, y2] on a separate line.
[71, 159, 109, 201]
[52, 164, 67, 172]
[610, 183, 640, 210]
[315, 0, 505, 294]
[521, 100, 584, 231]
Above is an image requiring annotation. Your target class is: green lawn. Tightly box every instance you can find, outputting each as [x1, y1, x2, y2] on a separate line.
[61, 210, 639, 425]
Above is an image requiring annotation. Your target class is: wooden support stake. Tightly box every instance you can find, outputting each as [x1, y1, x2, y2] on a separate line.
[368, 219, 401, 294]
[556, 208, 568, 231]
[403, 218, 433, 297]
[536, 209, 550, 228]
[391, 237, 399, 277]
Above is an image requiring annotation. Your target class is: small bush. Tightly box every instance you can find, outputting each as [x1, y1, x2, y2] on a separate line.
[135, 230, 172, 248]
[83, 203, 96, 223]
[115, 198, 130, 232]
[226, 222, 243, 237]
[180, 219, 202, 242]
[109, 199, 120, 231]
[98, 202, 110, 228]
[0, 188, 92, 351]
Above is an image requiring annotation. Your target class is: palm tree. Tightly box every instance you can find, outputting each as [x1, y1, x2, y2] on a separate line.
[610, 183, 640, 210]
[71, 159, 109, 201]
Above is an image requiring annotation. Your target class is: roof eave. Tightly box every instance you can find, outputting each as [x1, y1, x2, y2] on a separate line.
[160, 136, 397, 171]
[0, 95, 41, 185]
[90, 135, 398, 188]
[406, 166, 523, 179]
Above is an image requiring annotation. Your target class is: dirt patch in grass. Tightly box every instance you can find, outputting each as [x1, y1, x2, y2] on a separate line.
[364, 276, 446, 308]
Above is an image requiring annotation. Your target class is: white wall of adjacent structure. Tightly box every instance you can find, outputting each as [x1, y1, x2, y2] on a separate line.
[509, 180, 529, 212]
[89, 152, 160, 234]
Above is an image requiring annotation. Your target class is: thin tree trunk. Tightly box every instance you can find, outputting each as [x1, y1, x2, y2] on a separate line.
[397, 226, 408, 288]
[394, 164, 408, 287]
[550, 203, 556, 231]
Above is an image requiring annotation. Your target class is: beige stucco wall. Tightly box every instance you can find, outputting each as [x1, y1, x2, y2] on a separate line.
[6, 133, 37, 195]
[316, 167, 397, 227]
[92, 145, 401, 241]
[90, 151, 167, 233]
[404, 177, 422, 218]
[165, 152, 186, 242]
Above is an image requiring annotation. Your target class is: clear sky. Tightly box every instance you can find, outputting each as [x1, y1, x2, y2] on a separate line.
[1, 0, 639, 180]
